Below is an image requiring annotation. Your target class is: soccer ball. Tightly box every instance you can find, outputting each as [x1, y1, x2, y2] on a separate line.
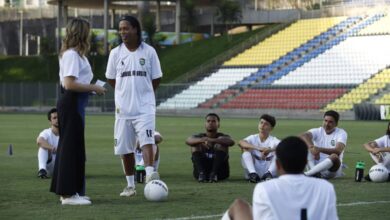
[369, 164, 389, 183]
[144, 180, 169, 202]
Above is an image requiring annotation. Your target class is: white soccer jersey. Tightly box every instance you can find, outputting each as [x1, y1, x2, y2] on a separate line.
[309, 127, 347, 163]
[252, 174, 338, 220]
[59, 49, 93, 86]
[375, 135, 390, 148]
[38, 128, 59, 150]
[105, 42, 163, 119]
[374, 135, 390, 169]
[244, 134, 280, 160]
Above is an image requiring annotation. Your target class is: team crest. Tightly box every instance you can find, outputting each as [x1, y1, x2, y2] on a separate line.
[331, 140, 335, 146]
[139, 58, 145, 66]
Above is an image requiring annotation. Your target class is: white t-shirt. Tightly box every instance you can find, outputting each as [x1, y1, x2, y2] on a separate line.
[244, 134, 280, 160]
[252, 174, 338, 220]
[38, 128, 59, 151]
[308, 127, 347, 163]
[375, 135, 390, 148]
[105, 42, 163, 119]
[59, 49, 93, 86]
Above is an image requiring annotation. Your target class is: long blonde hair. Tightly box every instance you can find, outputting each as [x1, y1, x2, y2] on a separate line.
[60, 18, 90, 57]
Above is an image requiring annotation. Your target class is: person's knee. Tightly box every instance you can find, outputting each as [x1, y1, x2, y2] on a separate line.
[329, 154, 341, 171]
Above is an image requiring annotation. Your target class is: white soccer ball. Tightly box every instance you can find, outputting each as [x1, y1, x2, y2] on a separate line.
[144, 180, 169, 202]
[369, 164, 389, 183]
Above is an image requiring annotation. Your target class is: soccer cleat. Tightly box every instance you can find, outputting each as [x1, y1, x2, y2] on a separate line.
[248, 172, 260, 183]
[61, 194, 91, 205]
[260, 171, 273, 182]
[37, 169, 49, 179]
[120, 186, 137, 197]
[198, 172, 207, 183]
[209, 173, 218, 183]
[145, 172, 160, 184]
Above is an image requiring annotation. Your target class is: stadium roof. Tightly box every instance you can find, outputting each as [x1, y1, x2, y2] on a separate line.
[47, 0, 177, 10]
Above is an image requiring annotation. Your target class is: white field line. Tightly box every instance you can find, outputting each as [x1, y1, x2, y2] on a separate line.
[163, 200, 390, 220]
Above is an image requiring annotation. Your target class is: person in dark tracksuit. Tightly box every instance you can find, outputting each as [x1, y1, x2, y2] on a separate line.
[185, 113, 235, 183]
[50, 18, 106, 205]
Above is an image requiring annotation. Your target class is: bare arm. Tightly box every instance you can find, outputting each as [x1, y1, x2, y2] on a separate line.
[300, 131, 314, 147]
[107, 79, 116, 88]
[63, 76, 106, 94]
[208, 136, 235, 147]
[315, 142, 345, 156]
[36, 137, 56, 153]
[186, 136, 208, 146]
[364, 141, 390, 154]
[152, 78, 161, 91]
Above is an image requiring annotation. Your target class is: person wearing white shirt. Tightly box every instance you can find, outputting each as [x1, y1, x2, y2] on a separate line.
[222, 136, 338, 220]
[239, 114, 280, 183]
[105, 15, 163, 197]
[301, 110, 347, 179]
[50, 18, 106, 206]
[37, 108, 59, 179]
[363, 121, 390, 181]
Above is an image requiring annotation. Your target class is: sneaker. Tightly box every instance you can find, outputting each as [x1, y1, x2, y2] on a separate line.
[37, 169, 48, 179]
[260, 171, 273, 182]
[119, 187, 136, 197]
[198, 172, 207, 183]
[248, 172, 260, 183]
[61, 194, 91, 205]
[59, 194, 90, 202]
[209, 173, 218, 183]
[145, 172, 160, 183]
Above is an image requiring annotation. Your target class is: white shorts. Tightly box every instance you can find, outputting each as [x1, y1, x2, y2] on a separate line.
[114, 115, 155, 155]
[241, 155, 273, 177]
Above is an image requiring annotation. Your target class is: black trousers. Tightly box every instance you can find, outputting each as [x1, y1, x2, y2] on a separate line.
[192, 151, 229, 181]
[50, 89, 88, 196]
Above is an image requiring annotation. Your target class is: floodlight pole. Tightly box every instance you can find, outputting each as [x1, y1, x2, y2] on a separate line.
[104, 0, 109, 55]
[175, 0, 181, 45]
[19, 10, 23, 56]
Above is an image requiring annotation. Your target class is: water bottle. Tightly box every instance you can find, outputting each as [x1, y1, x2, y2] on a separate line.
[355, 161, 365, 182]
[135, 165, 146, 183]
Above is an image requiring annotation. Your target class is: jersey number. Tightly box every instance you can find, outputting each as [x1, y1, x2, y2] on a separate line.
[146, 129, 153, 138]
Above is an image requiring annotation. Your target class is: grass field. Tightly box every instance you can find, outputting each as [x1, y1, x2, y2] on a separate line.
[1, 113, 390, 219]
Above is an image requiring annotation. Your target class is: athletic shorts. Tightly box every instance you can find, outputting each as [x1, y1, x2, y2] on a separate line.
[114, 115, 155, 155]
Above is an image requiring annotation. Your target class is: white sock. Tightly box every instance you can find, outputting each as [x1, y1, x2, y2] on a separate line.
[37, 148, 48, 170]
[145, 166, 154, 176]
[221, 210, 231, 220]
[242, 152, 256, 174]
[307, 152, 315, 169]
[126, 175, 135, 188]
[154, 158, 160, 171]
[305, 158, 333, 176]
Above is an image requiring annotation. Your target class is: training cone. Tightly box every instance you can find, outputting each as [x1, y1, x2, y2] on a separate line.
[8, 144, 13, 156]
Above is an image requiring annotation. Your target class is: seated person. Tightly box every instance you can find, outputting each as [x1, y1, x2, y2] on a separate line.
[37, 108, 59, 179]
[186, 113, 235, 182]
[222, 136, 338, 220]
[135, 131, 163, 171]
[363, 121, 390, 181]
[238, 114, 280, 183]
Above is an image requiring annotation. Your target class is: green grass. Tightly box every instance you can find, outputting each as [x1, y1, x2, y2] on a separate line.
[0, 113, 389, 219]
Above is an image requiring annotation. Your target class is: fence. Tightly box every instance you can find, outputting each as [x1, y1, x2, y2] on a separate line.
[0, 82, 191, 112]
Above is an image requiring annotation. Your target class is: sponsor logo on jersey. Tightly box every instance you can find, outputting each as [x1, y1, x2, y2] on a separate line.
[331, 140, 335, 146]
[140, 58, 145, 66]
[121, 70, 147, 77]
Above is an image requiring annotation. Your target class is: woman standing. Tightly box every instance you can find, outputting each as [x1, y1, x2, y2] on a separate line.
[50, 18, 106, 205]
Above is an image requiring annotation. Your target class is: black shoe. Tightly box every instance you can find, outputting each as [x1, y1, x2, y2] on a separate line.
[364, 174, 372, 182]
[198, 172, 206, 183]
[37, 169, 48, 179]
[260, 171, 273, 182]
[209, 173, 218, 183]
[311, 173, 322, 179]
[248, 172, 260, 183]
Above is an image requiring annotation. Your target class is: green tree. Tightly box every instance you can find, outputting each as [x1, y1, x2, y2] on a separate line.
[215, 0, 242, 38]
[142, 12, 157, 49]
[181, 0, 197, 32]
